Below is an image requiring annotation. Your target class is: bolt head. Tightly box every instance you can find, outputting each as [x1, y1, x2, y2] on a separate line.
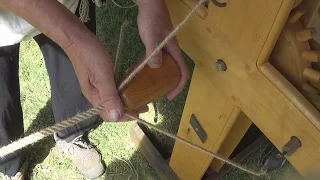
[215, 59, 227, 72]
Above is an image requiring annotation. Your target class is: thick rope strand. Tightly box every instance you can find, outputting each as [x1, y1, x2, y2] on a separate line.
[0, 106, 103, 158]
[118, 0, 207, 91]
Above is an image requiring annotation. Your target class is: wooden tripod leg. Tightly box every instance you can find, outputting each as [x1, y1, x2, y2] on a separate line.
[169, 67, 246, 180]
[210, 112, 252, 172]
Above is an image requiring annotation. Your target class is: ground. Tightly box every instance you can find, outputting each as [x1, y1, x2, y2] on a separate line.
[4, 1, 303, 179]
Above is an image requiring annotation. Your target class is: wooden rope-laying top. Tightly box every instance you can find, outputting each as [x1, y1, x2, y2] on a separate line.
[0, 0, 267, 177]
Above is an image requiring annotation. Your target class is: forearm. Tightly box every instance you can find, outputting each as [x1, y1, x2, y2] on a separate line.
[0, 0, 92, 51]
[136, 0, 166, 9]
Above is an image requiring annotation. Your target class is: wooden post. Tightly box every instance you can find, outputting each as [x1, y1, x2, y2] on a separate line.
[169, 68, 243, 180]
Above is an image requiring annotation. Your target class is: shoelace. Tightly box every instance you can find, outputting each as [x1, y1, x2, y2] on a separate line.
[69, 136, 94, 165]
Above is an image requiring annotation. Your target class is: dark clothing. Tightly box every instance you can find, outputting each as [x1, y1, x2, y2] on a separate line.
[0, 2, 98, 176]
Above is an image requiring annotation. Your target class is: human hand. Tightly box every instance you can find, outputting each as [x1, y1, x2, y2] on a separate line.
[64, 32, 148, 122]
[137, 0, 189, 100]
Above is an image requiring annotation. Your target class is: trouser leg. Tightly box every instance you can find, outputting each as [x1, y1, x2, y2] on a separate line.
[33, 1, 98, 142]
[0, 44, 25, 176]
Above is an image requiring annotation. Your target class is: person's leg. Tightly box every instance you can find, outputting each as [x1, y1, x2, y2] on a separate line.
[33, 1, 98, 142]
[33, 2, 104, 179]
[0, 44, 25, 177]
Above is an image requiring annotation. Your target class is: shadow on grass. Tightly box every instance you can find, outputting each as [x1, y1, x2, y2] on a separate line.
[23, 100, 104, 178]
[23, 100, 55, 177]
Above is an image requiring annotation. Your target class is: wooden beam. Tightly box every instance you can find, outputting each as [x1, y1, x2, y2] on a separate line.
[169, 68, 241, 180]
[210, 112, 252, 172]
[130, 123, 179, 180]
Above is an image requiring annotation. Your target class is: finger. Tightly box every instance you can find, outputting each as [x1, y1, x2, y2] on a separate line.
[79, 77, 102, 106]
[143, 30, 164, 68]
[136, 105, 149, 114]
[164, 39, 189, 100]
[112, 105, 149, 122]
[90, 64, 124, 122]
[80, 78, 112, 122]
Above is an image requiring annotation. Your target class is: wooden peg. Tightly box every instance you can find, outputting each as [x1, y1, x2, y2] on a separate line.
[302, 83, 320, 94]
[296, 28, 317, 41]
[288, 3, 306, 24]
[303, 68, 320, 83]
[302, 50, 320, 62]
[119, 52, 180, 113]
[310, 81, 320, 91]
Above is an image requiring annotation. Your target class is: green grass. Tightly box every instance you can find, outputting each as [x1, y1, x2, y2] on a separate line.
[5, 1, 302, 179]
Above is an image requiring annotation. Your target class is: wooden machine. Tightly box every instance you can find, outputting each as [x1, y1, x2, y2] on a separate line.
[163, 0, 320, 179]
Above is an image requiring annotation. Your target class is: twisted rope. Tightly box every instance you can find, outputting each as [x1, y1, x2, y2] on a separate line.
[0, 0, 267, 177]
[0, 106, 103, 158]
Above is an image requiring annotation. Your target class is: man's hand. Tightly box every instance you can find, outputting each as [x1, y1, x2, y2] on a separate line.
[137, 0, 189, 100]
[64, 32, 149, 122]
[1, 0, 148, 122]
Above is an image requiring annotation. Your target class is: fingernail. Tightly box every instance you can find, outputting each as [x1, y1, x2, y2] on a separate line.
[108, 109, 120, 122]
[149, 58, 162, 68]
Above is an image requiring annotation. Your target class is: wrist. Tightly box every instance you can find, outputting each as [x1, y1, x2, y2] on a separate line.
[137, 0, 166, 8]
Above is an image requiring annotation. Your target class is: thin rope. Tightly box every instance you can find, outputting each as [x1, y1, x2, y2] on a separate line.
[118, 0, 207, 91]
[111, 0, 137, 9]
[0, 0, 267, 177]
[114, 20, 130, 80]
[124, 114, 266, 177]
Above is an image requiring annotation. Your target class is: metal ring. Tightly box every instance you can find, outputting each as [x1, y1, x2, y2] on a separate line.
[211, 0, 227, 7]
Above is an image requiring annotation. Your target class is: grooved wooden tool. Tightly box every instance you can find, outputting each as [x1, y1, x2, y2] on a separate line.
[119, 52, 180, 112]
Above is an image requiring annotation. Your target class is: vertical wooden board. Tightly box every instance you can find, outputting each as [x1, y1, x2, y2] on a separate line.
[169, 68, 239, 180]
[210, 112, 252, 172]
[211, 0, 283, 61]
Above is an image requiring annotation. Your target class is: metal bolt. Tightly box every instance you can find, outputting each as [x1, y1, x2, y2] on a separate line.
[215, 59, 227, 72]
[282, 136, 302, 156]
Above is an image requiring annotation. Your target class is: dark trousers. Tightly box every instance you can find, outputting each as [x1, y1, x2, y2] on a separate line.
[0, 2, 98, 176]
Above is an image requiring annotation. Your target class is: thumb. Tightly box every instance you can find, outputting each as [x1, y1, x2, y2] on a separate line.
[145, 36, 163, 68]
[96, 70, 124, 122]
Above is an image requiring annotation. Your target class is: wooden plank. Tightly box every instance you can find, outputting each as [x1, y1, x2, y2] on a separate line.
[210, 112, 252, 172]
[130, 123, 179, 180]
[167, 0, 320, 176]
[169, 68, 240, 180]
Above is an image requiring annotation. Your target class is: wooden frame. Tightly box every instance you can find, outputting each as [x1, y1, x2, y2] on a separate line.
[166, 0, 320, 179]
